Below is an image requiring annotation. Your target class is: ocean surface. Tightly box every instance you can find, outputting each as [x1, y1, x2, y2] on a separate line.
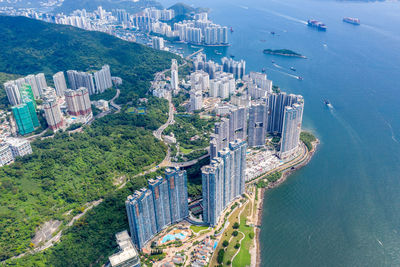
[159, 0, 400, 265]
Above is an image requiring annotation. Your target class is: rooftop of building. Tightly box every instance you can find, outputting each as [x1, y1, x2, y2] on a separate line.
[109, 230, 139, 267]
[5, 138, 29, 147]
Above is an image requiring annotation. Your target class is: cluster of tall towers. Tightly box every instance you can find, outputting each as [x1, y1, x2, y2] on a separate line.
[67, 65, 112, 95]
[210, 106, 247, 159]
[3, 65, 112, 135]
[248, 92, 304, 158]
[202, 139, 247, 226]
[125, 167, 189, 250]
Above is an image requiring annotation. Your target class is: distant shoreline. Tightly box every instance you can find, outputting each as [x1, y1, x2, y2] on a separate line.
[253, 139, 319, 267]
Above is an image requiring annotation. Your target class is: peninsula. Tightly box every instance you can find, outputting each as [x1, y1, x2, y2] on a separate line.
[263, 49, 306, 58]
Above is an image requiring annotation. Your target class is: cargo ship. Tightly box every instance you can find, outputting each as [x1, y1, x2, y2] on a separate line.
[343, 17, 360, 25]
[307, 20, 327, 31]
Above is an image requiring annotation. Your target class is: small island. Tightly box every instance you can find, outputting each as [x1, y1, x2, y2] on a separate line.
[263, 49, 306, 58]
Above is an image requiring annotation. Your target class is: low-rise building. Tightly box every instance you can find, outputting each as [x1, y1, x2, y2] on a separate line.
[108, 231, 141, 267]
[6, 138, 32, 158]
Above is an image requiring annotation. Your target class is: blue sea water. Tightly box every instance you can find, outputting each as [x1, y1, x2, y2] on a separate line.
[158, 0, 400, 265]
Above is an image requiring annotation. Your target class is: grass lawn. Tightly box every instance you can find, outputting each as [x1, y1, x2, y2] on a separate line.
[126, 107, 135, 113]
[190, 225, 209, 234]
[180, 146, 193, 154]
[209, 201, 242, 266]
[232, 202, 254, 266]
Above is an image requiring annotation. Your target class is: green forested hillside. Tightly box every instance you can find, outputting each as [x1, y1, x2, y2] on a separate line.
[0, 15, 175, 264]
[0, 15, 179, 103]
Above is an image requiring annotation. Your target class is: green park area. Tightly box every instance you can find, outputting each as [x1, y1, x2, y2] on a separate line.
[210, 199, 255, 267]
[190, 225, 209, 234]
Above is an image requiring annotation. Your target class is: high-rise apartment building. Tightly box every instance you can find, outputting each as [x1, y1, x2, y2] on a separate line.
[229, 140, 247, 197]
[24, 75, 41, 98]
[35, 73, 48, 95]
[126, 188, 157, 250]
[210, 107, 247, 160]
[11, 100, 39, 135]
[41, 87, 57, 102]
[280, 102, 304, 158]
[171, 59, 179, 91]
[64, 87, 92, 120]
[202, 140, 247, 226]
[190, 71, 209, 92]
[19, 84, 36, 108]
[190, 90, 202, 112]
[267, 93, 303, 134]
[67, 70, 96, 94]
[248, 101, 269, 147]
[204, 25, 228, 45]
[248, 72, 273, 94]
[202, 157, 224, 226]
[152, 36, 165, 50]
[116, 9, 129, 25]
[228, 106, 247, 142]
[165, 167, 189, 222]
[221, 57, 246, 79]
[126, 167, 188, 250]
[209, 72, 235, 98]
[3, 81, 21, 106]
[93, 65, 113, 94]
[53, 72, 68, 97]
[148, 176, 172, 232]
[43, 100, 64, 130]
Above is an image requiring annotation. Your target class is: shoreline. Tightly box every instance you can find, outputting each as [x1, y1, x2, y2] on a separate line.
[253, 139, 319, 267]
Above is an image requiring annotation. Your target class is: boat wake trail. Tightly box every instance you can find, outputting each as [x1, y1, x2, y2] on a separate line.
[256, 7, 307, 25]
[330, 108, 362, 144]
[361, 24, 400, 42]
[384, 120, 399, 144]
[265, 66, 299, 79]
[234, 4, 249, 10]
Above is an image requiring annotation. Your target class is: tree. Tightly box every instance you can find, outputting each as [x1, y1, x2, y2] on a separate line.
[232, 231, 238, 237]
[217, 249, 225, 264]
[233, 222, 240, 229]
[222, 240, 229, 247]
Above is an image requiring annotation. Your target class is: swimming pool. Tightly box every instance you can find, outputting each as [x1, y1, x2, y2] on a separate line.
[213, 241, 218, 249]
[160, 232, 186, 244]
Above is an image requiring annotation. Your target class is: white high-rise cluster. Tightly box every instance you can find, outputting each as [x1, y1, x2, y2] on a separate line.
[209, 72, 235, 99]
[245, 72, 273, 99]
[190, 70, 209, 92]
[3, 73, 48, 104]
